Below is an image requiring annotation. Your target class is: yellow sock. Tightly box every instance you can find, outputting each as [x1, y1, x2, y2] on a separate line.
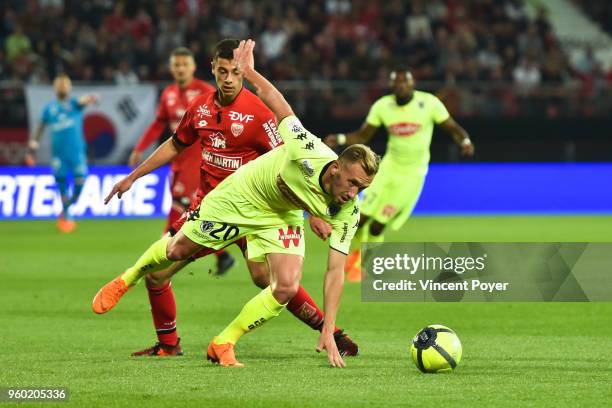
[121, 236, 173, 286]
[216, 286, 286, 345]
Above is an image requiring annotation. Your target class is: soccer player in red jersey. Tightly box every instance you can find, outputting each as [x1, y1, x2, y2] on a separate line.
[128, 47, 235, 275]
[103, 39, 358, 357]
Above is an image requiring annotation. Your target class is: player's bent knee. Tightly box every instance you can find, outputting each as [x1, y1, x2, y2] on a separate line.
[369, 221, 386, 236]
[166, 233, 201, 261]
[271, 281, 299, 304]
[166, 242, 192, 261]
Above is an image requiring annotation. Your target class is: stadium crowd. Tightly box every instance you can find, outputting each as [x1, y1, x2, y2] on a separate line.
[0, 0, 610, 118]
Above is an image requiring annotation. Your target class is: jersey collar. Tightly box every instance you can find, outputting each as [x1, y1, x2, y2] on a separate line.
[318, 160, 334, 195]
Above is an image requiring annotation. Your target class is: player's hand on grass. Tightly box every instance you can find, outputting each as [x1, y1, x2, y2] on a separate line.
[233, 39, 255, 72]
[316, 328, 346, 368]
[309, 216, 332, 240]
[460, 139, 474, 157]
[104, 177, 134, 204]
[128, 150, 142, 168]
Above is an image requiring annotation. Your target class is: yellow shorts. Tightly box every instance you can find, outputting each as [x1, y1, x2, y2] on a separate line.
[181, 180, 305, 262]
[361, 158, 427, 230]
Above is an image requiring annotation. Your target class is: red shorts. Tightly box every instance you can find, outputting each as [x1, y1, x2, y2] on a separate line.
[169, 143, 202, 206]
[169, 183, 247, 260]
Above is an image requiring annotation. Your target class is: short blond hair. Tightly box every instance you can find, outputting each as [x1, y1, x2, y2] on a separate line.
[53, 74, 71, 85]
[338, 144, 380, 177]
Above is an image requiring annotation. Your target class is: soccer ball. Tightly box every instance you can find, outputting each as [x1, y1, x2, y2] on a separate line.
[410, 324, 462, 373]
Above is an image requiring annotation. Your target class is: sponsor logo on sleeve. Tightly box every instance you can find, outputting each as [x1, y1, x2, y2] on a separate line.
[262, 119, 282, 147]
[299, 160, 315, 178]
[289, 118, 303, 133]
[339, 222, 349, 243]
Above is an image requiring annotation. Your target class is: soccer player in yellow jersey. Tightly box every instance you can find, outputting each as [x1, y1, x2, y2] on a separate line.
[326, 69, 474, 281]
[92, 39, 379, 368]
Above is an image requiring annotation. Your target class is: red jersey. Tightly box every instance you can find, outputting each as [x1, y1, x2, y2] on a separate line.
[134, 78, 215, 175]
[173, 87, 282, 190]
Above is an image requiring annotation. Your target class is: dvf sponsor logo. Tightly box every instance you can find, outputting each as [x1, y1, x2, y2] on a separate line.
[229, 110, 254, 123]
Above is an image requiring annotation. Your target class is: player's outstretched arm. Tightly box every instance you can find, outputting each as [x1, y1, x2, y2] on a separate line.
[78, 94, 98, 107]
[104, 138, 183, 204]
[129, 118, 167, 168]
[25, 122, 46, 166]
[325, 122, 379, 148]
[316, 248, 347, 368]
[438, 117, 474, 157]
[234, 39, 294, 122]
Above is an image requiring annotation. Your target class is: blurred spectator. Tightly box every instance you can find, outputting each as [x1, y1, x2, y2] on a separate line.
[219, 4, 249, 39]
[114, 60, 139, 85]
[406, 1, 433, 40]
[513, 56, 541, 95]
[5, 24, 31, 62]
[0, 0, 607, 119]
[260, 17, 288, 60]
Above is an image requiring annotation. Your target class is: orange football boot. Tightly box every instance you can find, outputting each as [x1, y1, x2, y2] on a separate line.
[92, 274, 132, 314]
[57, 217, 76, 233]
[207, 338, 244, 367]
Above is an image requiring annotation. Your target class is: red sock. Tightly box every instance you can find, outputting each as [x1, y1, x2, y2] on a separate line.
[146, 281, 179, 346]
[164, 206, 183, 233]
[286, 286, 339, 333]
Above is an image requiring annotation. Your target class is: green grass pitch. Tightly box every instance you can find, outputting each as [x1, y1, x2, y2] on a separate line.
[1, 216, 612, 407]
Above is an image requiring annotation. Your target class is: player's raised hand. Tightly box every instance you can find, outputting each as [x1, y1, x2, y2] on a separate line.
[104, 177, 134, 204]
[309, 216, 332, 240]
[316, 329, 346, 368]
[233, 39, 255, 72]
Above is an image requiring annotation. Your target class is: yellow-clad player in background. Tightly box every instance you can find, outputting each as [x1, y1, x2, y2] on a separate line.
[326, 69, 474, 281]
